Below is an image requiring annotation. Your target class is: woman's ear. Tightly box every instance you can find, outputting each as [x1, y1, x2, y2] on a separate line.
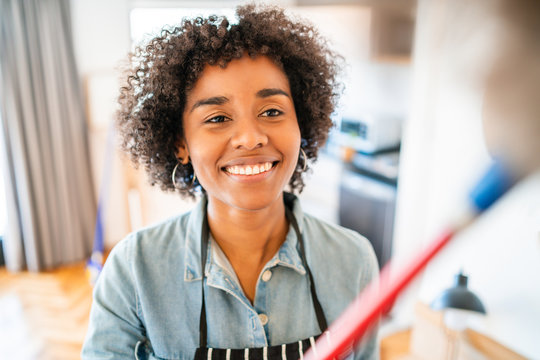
[175, 139, 190, 165]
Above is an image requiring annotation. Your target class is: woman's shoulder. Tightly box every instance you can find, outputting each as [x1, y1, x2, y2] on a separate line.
[301, 212, 379, 276]
[109, 204, 200, 264]
[302, 212, 372, 251]
[123, 211, 190, 245]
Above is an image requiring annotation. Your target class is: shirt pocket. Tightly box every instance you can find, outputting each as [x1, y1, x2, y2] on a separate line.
[135, 339, 172, 360]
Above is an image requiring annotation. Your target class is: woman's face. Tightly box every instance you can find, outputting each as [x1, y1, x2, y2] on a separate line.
[178, 55, 301, 211]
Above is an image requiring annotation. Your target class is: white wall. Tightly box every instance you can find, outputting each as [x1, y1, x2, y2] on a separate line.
[71, 0, 131, 76]
[392, 0, 540, 357]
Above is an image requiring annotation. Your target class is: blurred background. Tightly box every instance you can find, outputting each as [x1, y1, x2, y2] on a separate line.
[1, 0, 539, 359]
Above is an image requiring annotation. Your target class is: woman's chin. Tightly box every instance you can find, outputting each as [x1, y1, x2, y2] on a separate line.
[208, 190, 285, 213]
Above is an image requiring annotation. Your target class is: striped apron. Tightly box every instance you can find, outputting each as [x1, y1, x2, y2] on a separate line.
[193, 198, 330, 360]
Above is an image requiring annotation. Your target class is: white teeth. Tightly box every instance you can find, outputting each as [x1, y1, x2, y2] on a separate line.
[225, 162, 274, 175]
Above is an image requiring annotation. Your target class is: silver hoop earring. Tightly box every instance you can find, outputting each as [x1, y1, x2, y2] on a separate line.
[172, 162, 197, 189]
[172, 162, 180, 188]
[299, 147, 307, 171]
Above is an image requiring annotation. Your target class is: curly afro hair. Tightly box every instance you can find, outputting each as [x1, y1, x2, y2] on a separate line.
[117, 3, 342, 198]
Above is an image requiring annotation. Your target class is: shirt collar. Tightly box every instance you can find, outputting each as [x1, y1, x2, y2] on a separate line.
[184, 192, 306, 282]
[183, 196, 207, 282]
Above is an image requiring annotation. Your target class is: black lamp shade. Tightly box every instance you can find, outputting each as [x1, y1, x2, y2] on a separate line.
[431, 272, 487, 314]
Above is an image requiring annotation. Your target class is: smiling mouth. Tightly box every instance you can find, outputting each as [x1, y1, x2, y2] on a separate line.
[223, 161, 278, 175]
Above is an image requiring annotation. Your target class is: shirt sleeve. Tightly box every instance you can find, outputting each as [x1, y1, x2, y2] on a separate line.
[354, 235, 380, 360]
[81, 235, 147, 359]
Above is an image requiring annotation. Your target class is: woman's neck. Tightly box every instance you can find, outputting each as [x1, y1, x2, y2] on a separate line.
[206, 194, 289, 302]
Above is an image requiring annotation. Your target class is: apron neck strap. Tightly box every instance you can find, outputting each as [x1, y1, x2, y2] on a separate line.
[199, 201, 209, 349]
[285, 205, 328, 333]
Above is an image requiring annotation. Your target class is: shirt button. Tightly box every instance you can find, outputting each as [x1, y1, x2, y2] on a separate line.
[258, 313, 269, 326]
[261, 270, 272, 282]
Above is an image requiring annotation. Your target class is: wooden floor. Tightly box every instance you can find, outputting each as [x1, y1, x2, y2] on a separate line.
[0, 262, 93, 360]
[380, 329, 411, 360]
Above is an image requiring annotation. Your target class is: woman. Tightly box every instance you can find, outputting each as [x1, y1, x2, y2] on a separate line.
[82, 4, 378, 360]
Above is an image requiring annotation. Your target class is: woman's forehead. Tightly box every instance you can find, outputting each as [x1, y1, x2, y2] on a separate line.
[187, 55, 292, 99]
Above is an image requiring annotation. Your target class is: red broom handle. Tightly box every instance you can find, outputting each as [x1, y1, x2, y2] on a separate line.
[304, 228, 456, 360]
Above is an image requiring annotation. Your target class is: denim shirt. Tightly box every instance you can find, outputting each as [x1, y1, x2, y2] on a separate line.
[82, 194, 379, 360]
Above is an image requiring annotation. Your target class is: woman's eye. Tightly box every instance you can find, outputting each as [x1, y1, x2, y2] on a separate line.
[261, 109, 283, 117]
[205, 115, 228, 123]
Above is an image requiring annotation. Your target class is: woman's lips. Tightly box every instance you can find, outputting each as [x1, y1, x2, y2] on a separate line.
[224, 161, 276, 175]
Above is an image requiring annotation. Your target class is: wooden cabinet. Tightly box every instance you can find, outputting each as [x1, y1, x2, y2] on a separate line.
[370, 7, 415, 64]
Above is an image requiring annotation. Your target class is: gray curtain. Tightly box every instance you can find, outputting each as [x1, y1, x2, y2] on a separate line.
[0, 0, 96, 271]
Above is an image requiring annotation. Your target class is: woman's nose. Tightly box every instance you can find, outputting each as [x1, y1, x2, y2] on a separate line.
[230, 117, 268, 150]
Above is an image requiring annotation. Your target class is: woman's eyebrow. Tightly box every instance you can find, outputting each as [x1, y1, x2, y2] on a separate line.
[189, 89, 289, 113]
[256, 88, 291, 99]
[189, 96, 229, 113]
